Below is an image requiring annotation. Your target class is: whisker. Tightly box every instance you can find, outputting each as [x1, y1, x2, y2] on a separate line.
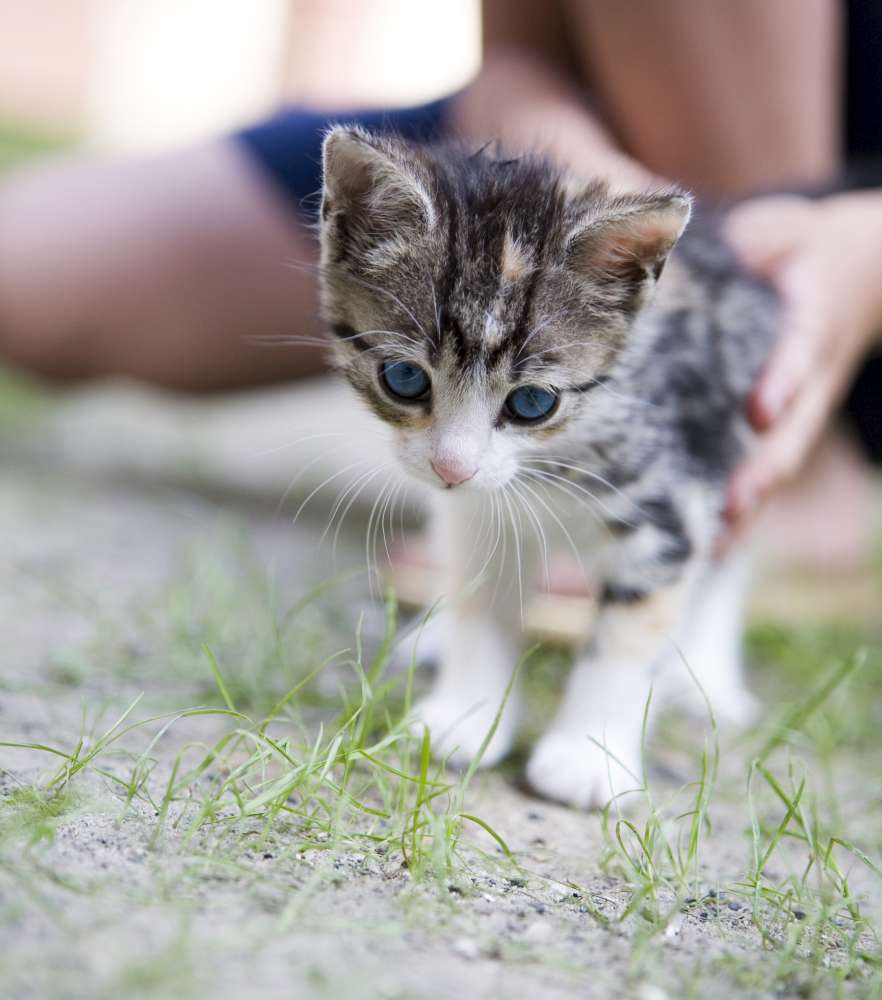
[463, 494, 498, 597]
[513, 473, 589, 581]
[573, 377, 660, 409]
[491, 489, 509, 608]
[274, 446, 356, 518]
[286, 257, 431, 343]
[245, 334, 333, 349]
[430, 283, 442, 351]
[321, 463, 386, 547]
[365, 473, 395, 593]
[291, 458, 374, 528]
[379, 477, 403, 567]
[520, 468, 633, 540]
[253, 430, 347, 460]
[397, 482, 410, 547]
[509, 479, 550, 591]
[499, 487, 525, 621]
[245, 334, 418, 358]
[331, 465, 391, 562]
[522, 458, 645, 514]
[518, 338, 607, 364]
[515, 311, 570, 359]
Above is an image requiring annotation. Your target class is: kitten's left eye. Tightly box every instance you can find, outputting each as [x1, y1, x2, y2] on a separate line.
[380, 360, 431, 401]
[504, 385, 559, 423]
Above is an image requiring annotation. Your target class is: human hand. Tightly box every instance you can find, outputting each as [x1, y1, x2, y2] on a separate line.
[721, 192, 882, 542]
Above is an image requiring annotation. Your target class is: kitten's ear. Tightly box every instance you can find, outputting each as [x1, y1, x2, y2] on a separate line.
[320, 126, 435, 259]
[566, 191, 692, 307]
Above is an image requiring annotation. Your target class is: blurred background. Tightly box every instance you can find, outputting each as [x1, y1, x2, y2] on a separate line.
[0, 0, 879, 622]
[0, 0, 483, 566]
[0, 0, 479, 157]
[0, 0, 480, 633]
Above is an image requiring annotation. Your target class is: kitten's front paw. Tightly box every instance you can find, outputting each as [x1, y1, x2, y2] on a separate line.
[526, 728, 643, 810]
[389, 613, 445, 674]
[712, 686, 760, 728]
[413, 688, 520, 769]
[679, 682, 760, 728]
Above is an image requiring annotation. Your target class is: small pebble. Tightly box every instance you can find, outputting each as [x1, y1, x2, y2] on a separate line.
[483, 940, 503, 960]
[728, 901, 743, 911]
[638, 985, 668, 1000]
[523, 921, 553, 944]
[451, 937, 480, 961]
[664, 916, 684, 940]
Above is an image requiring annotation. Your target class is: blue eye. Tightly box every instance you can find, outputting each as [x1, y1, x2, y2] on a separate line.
[380, 360, 431, 400]
[505, 385, 559, 422]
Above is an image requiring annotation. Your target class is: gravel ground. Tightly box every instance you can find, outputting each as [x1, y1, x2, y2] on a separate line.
[2, 387, 881, 1000]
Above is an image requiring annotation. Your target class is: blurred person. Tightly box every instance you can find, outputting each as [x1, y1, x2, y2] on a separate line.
[0, 0, 880, 561]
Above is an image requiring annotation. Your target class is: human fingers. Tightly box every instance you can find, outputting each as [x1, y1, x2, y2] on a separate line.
[723, 195, 816, 273]
[728, 357, 839, 526]
[746, 255, 829, 430]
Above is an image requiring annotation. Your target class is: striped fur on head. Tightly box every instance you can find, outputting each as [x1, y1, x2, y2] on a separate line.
[318, 125, 690, 493]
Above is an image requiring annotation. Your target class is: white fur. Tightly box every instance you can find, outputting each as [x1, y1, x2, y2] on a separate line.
[403, 426, 754, 809]
[411, 491, 527, 765]
[395, 384, 522, 493]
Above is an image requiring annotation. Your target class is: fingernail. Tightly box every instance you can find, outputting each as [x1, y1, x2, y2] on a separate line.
[728, 479, 756, 521]
[759, 379, 788, 424]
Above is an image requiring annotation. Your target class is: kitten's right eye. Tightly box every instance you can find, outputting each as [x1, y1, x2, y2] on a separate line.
[379, 360, 431, 401]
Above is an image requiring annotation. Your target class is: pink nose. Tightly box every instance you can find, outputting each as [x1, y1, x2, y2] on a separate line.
[431, 458, 476, 487]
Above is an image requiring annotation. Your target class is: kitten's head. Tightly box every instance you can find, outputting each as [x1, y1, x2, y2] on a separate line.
[318, 125, 690, 492]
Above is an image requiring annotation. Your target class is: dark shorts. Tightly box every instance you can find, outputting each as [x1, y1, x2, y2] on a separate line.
[236, 98, 452, 219]
[235, 91, 882, 464]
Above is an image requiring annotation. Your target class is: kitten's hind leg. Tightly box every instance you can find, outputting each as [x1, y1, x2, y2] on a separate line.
[528, 491, 703, 809]
[412, 493, 529, 768]
[659, 550, 759, 727]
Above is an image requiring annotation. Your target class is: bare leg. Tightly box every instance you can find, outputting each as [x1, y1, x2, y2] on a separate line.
[563, 0, 840, 196]
[0, 139, 325, 390]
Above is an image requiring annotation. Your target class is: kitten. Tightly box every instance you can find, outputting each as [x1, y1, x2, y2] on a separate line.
[317, 125, 776, 809]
